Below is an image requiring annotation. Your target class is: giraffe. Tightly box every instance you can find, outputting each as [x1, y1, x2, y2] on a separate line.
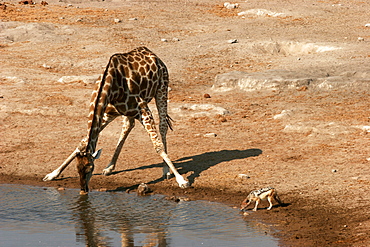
[43, 47, 189, 194]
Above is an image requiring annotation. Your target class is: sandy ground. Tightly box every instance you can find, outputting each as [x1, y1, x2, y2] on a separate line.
[1, 0, 370, 246]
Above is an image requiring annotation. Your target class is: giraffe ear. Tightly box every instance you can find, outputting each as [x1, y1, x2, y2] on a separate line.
[93, 149, 102, 159]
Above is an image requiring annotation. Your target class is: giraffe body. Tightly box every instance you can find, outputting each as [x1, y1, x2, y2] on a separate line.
[43, 47, 189, 194]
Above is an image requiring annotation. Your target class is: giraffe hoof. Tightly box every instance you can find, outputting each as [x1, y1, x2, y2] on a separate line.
[102, 169, 112, 176]
[179, 181, 190, 189]
[43, 172, 58, 181]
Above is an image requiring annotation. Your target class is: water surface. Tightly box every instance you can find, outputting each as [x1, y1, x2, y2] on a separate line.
[0, 184, 278, 246]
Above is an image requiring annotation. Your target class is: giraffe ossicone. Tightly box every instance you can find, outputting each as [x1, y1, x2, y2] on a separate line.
[43, 47, 189, 193]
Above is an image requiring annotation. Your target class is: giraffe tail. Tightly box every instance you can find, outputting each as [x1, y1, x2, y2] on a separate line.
[166, 114, 174, 131]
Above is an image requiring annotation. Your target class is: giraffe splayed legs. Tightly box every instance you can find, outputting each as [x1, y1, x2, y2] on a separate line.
[43, 47, 189, 194]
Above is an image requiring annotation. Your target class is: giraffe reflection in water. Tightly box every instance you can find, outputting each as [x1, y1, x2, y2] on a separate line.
[73, 194, 168, 247]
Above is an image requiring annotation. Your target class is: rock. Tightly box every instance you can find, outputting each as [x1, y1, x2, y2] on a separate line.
[224, 2, 239, 9]
[358, 37, 365, 41]
[129, 17, 138, 21]
[58, 75, 100, 84]
[161, 38, 168, 42]
[332, 169, 338, 173]
[213, 70, 313, 92]
[19, 0, 34, 4]
[114, 18, 121, 23]
[57, 187, 65, 191]
[0, 3, 7, 10]
[137, 183, 151, 195]
[164, 196, 190, 202]
[365, 23, 370, 27]
[171, 103, 229, 118]
[42, 63, 52, 69]
[273, 110, 293, 120]
[203, 93, 211, 98]
[204, 133, 217, 137]
[238, 9, 288, 18]
[238, 174, 250, 179]
[228, 39, 238, 44]
[4, 76, 27, 84]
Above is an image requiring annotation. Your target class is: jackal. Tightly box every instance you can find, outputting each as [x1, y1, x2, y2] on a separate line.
[240, 187, 282, 211]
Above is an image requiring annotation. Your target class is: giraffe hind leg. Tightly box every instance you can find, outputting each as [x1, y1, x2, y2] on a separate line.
[139, 102, 189, 188]
[155, 82, 173, 179]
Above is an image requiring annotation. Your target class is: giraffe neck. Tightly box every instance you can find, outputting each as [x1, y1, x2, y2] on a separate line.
[83, 59, 113, 154]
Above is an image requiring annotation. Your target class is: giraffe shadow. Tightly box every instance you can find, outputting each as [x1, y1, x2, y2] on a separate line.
[109, 148, 262, 190]
[174, 148, 262, 185]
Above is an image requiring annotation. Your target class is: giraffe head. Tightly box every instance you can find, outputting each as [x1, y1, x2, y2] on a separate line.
[76, 149, 102, 195]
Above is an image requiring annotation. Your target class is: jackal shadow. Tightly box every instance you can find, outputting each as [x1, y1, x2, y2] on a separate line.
[111, 148, 262, 189]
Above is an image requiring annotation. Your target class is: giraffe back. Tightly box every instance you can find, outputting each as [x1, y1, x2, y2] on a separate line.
[85, 47, 168, 153]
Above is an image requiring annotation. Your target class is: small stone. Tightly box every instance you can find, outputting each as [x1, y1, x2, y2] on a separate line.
[203, 93, 211, 98]
[204, 133, 217, 137]
[358, 37, 365, 41]
[332, 169, 338, 173]
[114, 18, 121, 23]
[129, 17, 138, 21]
[224, 2, 239, 9]
[297, 86, 308, 91]
[365, 23, 370, 27]
[172, 37, 180, 41]
[19, 0, 34, 4]
[243, 212, 249, 216]
[228, 39, 238, 44]
[161, 38, 168, 42]
[57, 187, 65, 191]
[0, 3, 7, 10]
[137, 183, 151, 195]
[42, 64, 52, 69]
[238, 174, 250, 179]
[98, 188, 107, 192]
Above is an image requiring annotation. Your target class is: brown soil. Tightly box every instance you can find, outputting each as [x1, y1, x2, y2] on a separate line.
[1, 0, 370, 246]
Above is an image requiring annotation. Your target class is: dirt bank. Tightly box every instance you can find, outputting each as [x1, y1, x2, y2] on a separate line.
[1, 0, 370, 246]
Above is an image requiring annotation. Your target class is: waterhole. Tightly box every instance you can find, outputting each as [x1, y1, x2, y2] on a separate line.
[0, 184, 278, 246]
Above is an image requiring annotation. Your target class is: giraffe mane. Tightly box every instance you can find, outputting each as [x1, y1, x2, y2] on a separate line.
[86, 55, 114, 153]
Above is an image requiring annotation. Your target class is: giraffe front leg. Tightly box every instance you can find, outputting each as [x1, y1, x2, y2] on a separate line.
[102, 116, 135, 176]
[43, 148, 78, 181]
